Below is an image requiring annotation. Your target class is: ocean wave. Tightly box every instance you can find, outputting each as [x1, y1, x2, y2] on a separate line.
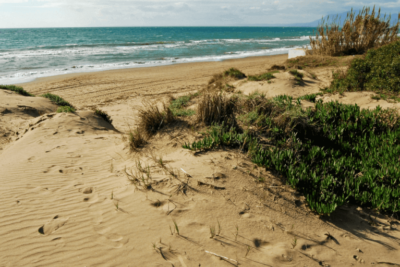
[1, 36, 312, 55]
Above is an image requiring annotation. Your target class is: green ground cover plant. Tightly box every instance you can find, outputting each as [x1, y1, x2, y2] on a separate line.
[169, 94, 197, 116]
[41, 93, 73, 107]
[248, 71, 278, 82]
[0, 85, 34, 97]
[298, 93, 323, 103]
[57, 106, 76, 113]
[184, 94, 400, 215]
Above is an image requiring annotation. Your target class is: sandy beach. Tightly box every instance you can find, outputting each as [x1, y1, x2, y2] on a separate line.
[1, 54, 400, 267]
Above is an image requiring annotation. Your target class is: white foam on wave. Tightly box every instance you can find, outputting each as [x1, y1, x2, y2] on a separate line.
[0, 36, 313, 60]
[0, 46, 297, 84]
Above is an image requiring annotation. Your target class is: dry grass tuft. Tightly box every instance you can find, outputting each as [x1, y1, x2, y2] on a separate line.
[139, 102, 175, 137]
[207, 68, 246, 92]
[129, 129, 147, 152]
[270, 64, 286, 71]
[196, 93, 237, 126]
[310, 7, 399, 56]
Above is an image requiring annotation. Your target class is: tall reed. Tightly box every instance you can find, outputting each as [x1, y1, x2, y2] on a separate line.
[309, 6, 400, 56]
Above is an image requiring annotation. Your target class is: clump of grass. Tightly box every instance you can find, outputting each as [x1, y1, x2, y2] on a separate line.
[224, 68, 246, 80]
[124, 162, 153, 190]
[270, 64, 286, 71]
[57, 106, 75, 113]
[139, 102, 175, 137]
[95, 109, 113, 124]
[207, 69, 245, 92]
[238, 110, 259, 125]
[248, 71, 277, 82]
[288, 70, 305, 85]
[41, 93, 73, 107]
[298, 93, 323, 103]
[128, 129, 147, 151]
[0, 85, 34, 97]
[309, 7, 399, 56]
[196, 93, 237, 127]
[224, 83, 235, 93]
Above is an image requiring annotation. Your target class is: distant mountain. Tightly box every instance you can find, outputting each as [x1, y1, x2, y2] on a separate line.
[253, 10, 399, 27]
[287, 10, 399, 27]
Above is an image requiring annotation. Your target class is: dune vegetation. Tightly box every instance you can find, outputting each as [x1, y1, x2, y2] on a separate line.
[0, 85, 34, 97]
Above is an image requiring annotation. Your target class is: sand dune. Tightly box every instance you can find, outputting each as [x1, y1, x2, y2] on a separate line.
[1, 56, 400, 266]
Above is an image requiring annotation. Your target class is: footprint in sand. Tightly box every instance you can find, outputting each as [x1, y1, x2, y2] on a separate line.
[95, 229, 129, 248]
[38, 215, 69, 235]
[81, 187, 99, 203]
[82, 187, 93, 194]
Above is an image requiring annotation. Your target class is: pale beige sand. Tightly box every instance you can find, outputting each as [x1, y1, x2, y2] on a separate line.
[1, 56, 400, 266]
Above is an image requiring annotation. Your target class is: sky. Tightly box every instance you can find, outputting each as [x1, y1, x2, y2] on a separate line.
[0, 0, 399, 28]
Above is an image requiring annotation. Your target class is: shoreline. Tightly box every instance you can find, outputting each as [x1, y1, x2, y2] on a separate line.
[21, 54, 288, 108]
[18, 53, 288, 86]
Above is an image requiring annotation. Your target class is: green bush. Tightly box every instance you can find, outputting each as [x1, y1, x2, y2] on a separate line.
[224, 68, 247, 80]
[41, 93, 73, 107]
[330, 41, 400, 94]
[184, 95, 400, 215]
[57, 106, 75, 113]
[0, 85, 34, 97]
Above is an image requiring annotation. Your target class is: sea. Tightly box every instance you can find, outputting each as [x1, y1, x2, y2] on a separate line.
[0, 27, 316, 84]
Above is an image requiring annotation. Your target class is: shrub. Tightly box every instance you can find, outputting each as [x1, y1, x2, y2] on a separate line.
[41, 93, 73, 107]
[310, 7, 399, 56]
[329, 40, 400, 94]
[185, 96, 400, 216]
[0, 85, 34, 97]
[95, 109, 113, 124]
[57, 106, 75, 113]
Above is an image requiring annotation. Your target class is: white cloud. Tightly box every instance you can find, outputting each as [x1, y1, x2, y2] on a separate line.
[0, 0, 399, 27]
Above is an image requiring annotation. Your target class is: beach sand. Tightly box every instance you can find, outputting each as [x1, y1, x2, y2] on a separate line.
[1, 54, 400, 266]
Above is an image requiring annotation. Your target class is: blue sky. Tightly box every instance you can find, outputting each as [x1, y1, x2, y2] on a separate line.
[0, 0, 399, 28]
